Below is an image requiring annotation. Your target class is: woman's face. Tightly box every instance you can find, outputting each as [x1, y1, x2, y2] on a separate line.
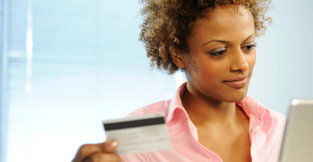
[178, 5, 256, 103]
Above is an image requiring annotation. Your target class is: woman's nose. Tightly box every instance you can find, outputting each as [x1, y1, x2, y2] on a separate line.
[230, 48, 249, 72]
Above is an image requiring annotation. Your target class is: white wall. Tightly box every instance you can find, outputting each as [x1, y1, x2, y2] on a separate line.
[249, 0, 313, 115]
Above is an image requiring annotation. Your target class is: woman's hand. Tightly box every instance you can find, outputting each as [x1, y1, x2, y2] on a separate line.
[72, 141, 122, 162]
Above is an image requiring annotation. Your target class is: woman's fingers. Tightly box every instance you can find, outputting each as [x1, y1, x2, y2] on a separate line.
[72, 141, 119, 162]
[100, 141, 119, 153]
[83, 152, 122, 162]
[72, 144, 102, 162]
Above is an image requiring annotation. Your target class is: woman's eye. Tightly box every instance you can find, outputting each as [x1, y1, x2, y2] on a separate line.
[242, 44, 256, 53]
[209, 49, 227, 56]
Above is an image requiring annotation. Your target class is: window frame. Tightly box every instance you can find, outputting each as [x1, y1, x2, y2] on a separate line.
[0, 0, 9, 161]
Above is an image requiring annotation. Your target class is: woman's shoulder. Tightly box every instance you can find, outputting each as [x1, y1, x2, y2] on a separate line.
[242, 97, 286, 161]
[268, 108, 286, 123]
[127, 99, 172, 117]
[267, 108, 286, 136]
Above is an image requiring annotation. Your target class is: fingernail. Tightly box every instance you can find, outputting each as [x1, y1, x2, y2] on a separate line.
[105, 141, 118, 150]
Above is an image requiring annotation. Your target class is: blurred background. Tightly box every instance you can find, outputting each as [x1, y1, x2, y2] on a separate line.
[0, 0, 312, 162]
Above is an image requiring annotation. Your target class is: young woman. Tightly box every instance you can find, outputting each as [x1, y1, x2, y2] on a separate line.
[72, 0, 285, 162]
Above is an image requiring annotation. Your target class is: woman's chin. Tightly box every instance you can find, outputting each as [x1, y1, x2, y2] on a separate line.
[222, 90, 248, 103]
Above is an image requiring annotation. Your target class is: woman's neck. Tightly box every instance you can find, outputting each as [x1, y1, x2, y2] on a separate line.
[181, 86, 243, 127]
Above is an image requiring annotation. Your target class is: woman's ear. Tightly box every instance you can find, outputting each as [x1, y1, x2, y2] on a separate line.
[171, 53, 186, 68]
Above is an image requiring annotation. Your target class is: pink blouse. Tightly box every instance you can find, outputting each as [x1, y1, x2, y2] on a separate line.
[120, 83, 286, 162]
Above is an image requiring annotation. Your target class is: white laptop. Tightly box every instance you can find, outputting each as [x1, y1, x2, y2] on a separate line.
[279, 99, 313, 162]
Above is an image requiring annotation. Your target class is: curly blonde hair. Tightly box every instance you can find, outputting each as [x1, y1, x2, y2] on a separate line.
[139, 0, 271, 74]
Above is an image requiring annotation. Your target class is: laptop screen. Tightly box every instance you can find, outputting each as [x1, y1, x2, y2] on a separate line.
[279, 99, 313, 162]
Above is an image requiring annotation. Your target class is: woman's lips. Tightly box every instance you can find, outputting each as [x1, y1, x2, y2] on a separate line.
[223, 75, 248, 89]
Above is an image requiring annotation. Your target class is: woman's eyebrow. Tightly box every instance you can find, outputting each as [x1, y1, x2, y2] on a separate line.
[242, 33, 256, 42]
[201, 40, 229, 47]
[201, 33, 255, 47]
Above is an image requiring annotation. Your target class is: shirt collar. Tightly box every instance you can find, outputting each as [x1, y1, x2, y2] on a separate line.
[166, 82, 188, 122]
[237, 96, 272, 133]
[166, 82, 272, 133]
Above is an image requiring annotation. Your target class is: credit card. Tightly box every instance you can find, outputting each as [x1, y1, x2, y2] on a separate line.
[102, 113, 172, 154]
